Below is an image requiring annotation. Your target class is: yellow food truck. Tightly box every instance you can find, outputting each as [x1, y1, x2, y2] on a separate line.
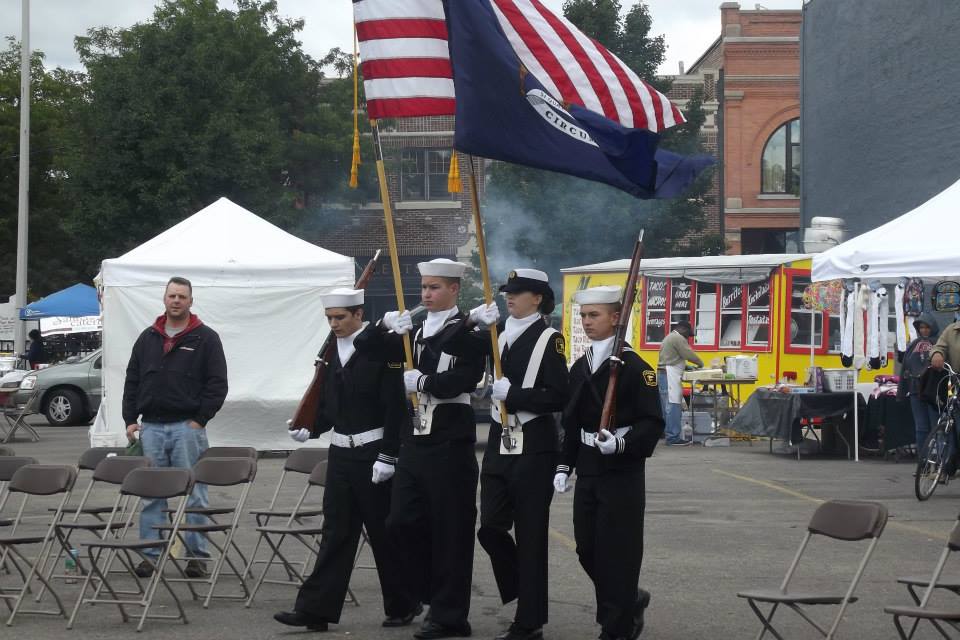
[560, 254, 895, 398]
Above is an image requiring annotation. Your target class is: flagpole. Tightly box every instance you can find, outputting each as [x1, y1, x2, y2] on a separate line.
[465, 156, 510, 430]
[370, 121, 417, 380]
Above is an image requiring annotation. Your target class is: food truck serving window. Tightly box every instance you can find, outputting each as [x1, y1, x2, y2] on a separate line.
[785, 270, 839, 355]
[641, 276, 771, 351]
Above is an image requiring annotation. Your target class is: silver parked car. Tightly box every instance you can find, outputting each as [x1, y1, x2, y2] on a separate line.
[14, 350, 103, 426]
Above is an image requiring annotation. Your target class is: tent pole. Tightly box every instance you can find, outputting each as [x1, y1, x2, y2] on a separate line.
[465, 157, 511, 431]
[370, 121, 417, 396]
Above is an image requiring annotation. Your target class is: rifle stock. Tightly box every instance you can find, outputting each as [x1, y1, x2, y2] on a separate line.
[599, 231, 645, 432]
[289, 250, 383, 431]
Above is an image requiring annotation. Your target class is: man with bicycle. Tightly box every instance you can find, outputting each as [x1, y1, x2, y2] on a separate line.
[929, 323, 960, 476]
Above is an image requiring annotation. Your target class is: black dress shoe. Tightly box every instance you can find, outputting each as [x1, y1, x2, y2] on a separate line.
[630, 589, 651, 640]
[495, 622, 543, 640]
[383, 602, 424, 627]
[273, 610, 329, 631]
[413, 619, 472, 639]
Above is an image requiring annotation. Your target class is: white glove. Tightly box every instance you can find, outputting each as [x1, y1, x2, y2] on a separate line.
[383, 310, 413, 335]
[553, 472, 570, 493]
[404, 369, 424, 394]
[596, 429, 619, 455]
[289, 428, 311, 443]
[491, 377, 511, 401]
[371, 461, 395, 484]
[469, 303, 500, 327]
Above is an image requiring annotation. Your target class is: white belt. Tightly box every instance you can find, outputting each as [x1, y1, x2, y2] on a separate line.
[420, 392, 471, 407]
[330, 428, 384, 448]
[580, 426, 632, 447]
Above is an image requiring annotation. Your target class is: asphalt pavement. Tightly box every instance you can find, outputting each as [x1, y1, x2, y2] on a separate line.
[3, 423, 959, 639]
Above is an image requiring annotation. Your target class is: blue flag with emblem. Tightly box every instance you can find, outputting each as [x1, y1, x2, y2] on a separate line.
[446, 0, 714, 199]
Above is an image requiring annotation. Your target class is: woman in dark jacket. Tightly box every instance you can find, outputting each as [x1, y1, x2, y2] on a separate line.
[898, 313, 940, 454]
[23, 329, 45, 369]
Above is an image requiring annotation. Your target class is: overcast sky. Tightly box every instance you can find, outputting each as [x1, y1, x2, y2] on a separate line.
[2, 0, 802, 76]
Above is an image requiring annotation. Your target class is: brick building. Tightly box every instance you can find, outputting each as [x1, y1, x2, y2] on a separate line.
[666, 2, 801, 255]
[308, 115, 483, 318]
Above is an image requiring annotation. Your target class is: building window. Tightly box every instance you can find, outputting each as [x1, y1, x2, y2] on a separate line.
[670, 278, 693, 331]
[741, 228, 801, 255]
[761, 119, 800, 195]
[400, 148, 452, 201]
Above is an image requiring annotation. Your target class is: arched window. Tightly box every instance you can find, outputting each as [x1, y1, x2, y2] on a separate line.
[761, 118, 800, 195]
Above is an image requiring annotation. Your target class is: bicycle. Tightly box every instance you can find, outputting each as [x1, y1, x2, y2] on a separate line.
[915, 362, 960, 501]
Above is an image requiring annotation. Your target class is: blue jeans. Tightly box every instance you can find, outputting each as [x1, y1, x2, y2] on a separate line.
[910, 395, 940, 456]
[659, 371, 683, 443]
[139, 420, 209, 558]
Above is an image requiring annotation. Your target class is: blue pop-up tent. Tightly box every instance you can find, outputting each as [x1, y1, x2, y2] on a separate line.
[20, 283, 100, 319]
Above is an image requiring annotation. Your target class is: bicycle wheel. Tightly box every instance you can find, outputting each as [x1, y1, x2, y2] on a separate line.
[916, 428, 948, 501]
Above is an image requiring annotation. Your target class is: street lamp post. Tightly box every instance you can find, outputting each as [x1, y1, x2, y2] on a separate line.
[15, 0, 30, 355]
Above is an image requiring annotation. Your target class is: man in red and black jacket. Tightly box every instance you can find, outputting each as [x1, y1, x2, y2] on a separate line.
[123, 276, 228, 580]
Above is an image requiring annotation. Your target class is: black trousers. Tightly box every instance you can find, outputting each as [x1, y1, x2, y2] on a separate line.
[386, 439, 479, 628]
[573, 469, 646, 638]
[478, 451, 554, 629]
[295, 455, 414, 622]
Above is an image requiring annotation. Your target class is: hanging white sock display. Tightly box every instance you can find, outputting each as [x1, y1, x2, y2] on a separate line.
[867, 286, 881, 369]
[877, 286, 889, 367]
[841, 284, 856, 367]
[895, 280, 907, 354]
[854, 284, 868, 370]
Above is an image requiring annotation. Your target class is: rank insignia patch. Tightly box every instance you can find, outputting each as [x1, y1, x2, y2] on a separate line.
[642, 370, 657, 387]
[554, 335, 565, 355]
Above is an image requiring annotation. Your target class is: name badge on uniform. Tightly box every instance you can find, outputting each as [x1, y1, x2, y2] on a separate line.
[499, 424, 523, 455]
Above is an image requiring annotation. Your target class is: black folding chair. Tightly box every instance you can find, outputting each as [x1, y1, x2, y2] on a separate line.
[1, 389, 41, 444]
[243, 448, 327, 581]
[0, 457, 38, 576]
[200, 446, 258, 460]
[737, 500, 888, 640]
[37, 456, 151, 600]
[69, 467, 194, 631]
[0, 464, 78, 625]
[155, 457, 257, 608]
[245, 460, 331, 607]
[886, 518, 960, 638]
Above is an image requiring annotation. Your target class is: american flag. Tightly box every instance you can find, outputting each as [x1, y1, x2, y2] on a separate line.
[353, 0, 685, 133]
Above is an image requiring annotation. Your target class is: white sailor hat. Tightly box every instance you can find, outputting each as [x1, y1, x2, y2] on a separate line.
[573, 285, 623, 305]
[499, 268, 552, 296]
[417, 258, 468, 278]
[321, 288, 364, 309]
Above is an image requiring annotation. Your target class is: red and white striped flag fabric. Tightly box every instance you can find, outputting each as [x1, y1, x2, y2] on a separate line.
[353, 0, 456, 119]
[353, 0, 684, 132]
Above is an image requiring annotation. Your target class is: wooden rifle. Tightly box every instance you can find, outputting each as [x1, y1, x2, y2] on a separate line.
[598, 231, 645, 435]
[288, 250, 382, 432]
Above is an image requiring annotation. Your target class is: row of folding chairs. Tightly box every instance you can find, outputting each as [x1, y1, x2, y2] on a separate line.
[737, 499, 960, 640]
[0, 445, 370, 630]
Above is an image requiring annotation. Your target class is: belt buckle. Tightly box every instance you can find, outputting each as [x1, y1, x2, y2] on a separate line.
[348, 434, 355, 448]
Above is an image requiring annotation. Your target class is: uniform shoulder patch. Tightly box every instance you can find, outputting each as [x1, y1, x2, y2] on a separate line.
[554, 334, 566, 355]
[387, 362, 403, 369]
[642, 370, 658, 387]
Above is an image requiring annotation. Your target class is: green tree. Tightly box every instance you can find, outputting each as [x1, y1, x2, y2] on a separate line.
[65, 0, 375, 276]
[0, 39, 86, 296]
[481, 1, 721, 287]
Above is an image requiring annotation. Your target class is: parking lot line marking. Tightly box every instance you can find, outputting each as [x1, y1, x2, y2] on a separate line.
[549, 528, 577, 551]
[712, 468, 948, 541]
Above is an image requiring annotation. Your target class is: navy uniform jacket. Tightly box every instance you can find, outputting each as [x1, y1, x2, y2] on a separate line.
[558, 344, 664, 477]
[449, 318, 569, 456]
[363, 311, 484, 444]
[310, 323, 404, 464]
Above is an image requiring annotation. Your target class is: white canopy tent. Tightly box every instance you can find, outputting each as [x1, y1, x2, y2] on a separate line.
[812, 177, 960, 282]
[93, 198, 354, 450]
